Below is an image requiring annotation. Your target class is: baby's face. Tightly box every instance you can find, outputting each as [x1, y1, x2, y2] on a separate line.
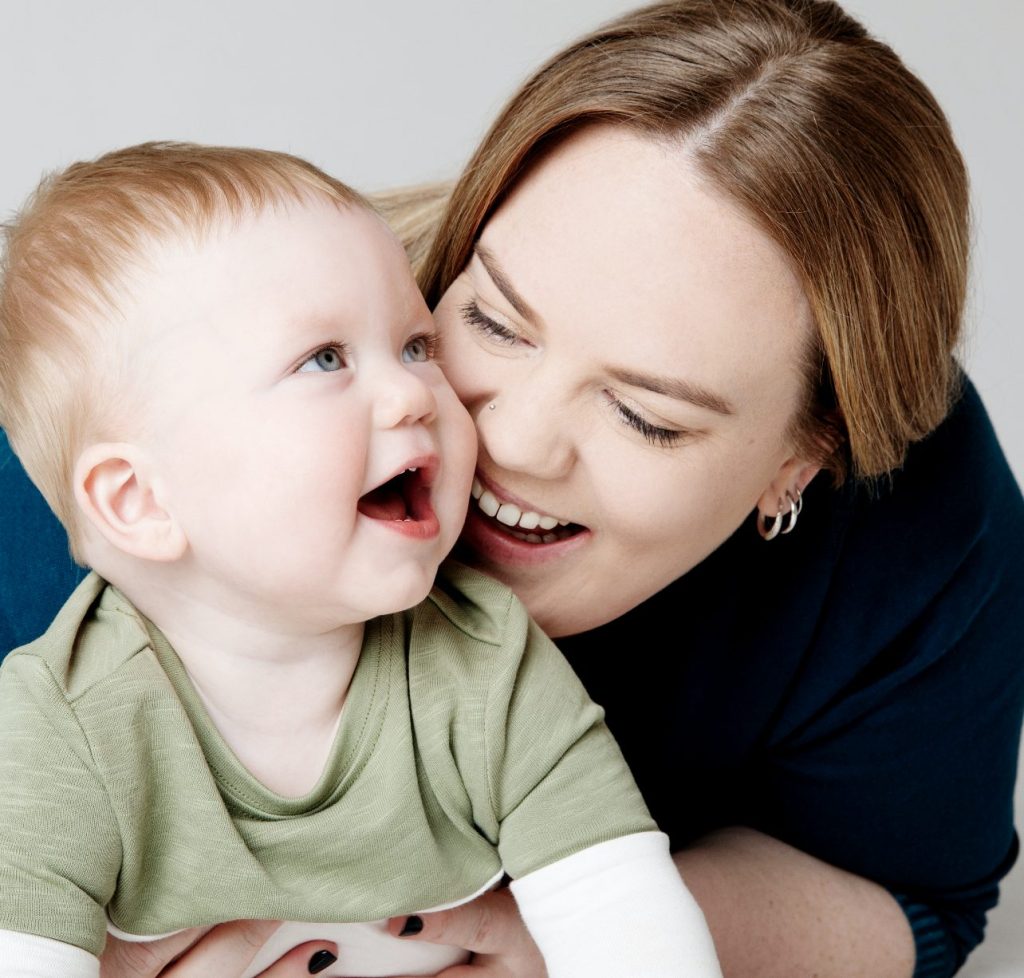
[122, 198, 477, 626]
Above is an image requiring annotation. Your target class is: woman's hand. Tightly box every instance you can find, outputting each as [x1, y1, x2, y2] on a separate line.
[387, 887, 546, 978]
[100, 920, 339, 978]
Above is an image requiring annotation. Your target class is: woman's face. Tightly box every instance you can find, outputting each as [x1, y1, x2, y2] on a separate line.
[434, 125, 819, 636]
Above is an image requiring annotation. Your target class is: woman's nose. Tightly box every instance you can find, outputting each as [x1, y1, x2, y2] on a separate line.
[374, 363, 437, 429]
[477, 375, 575, 480]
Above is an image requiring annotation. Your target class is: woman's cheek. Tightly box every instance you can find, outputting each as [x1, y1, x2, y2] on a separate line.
[595, 443, 745, 558]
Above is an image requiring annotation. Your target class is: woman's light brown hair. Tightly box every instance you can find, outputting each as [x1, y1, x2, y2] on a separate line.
[407, 0, 969, 480]
[0, 142, 366, 558]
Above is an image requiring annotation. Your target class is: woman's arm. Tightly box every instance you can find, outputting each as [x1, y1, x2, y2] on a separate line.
[389, 827, 915, 978]
[675, 828, 915, 978]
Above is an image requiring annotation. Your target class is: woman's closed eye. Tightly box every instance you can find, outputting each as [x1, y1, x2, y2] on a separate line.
[605, 393, 688, 448]
[460, 299, 522, 346]
[298, 343, 348, 373]
[461, 294, 687, 447]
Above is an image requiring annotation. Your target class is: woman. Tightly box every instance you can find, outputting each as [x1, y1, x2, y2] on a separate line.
[2, 1, 1021, 976]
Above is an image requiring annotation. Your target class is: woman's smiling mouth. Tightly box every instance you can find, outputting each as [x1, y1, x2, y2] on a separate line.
[469, 475, 585, 544]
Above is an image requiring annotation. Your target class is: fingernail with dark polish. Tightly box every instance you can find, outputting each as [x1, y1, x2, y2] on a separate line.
[308, 949, 337, 974]
[399, 914, 424, 936]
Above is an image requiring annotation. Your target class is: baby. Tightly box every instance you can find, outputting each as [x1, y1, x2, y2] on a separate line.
[0, 143, 721, 978]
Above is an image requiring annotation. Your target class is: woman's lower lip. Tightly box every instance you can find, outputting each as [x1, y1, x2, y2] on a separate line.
[461, 505, 590, 568]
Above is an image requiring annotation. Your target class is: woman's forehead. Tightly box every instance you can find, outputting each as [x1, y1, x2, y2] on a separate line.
[477, 125, 811, 388]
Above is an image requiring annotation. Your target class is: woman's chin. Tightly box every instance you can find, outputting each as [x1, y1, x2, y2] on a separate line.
[456, 508, 611, 636]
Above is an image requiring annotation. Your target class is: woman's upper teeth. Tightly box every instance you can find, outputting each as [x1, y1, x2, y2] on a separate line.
[471, 478, 570, 531]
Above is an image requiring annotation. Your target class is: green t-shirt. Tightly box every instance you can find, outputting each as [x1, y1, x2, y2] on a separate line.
[0, 562, 654, 955]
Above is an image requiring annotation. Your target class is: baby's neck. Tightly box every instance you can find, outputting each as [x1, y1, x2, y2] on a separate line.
[120, 573, 366, 799]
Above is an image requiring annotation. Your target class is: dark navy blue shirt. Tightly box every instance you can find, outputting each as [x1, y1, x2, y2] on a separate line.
[2, 379, 1023, 977]
[559, 380, 1024, 977]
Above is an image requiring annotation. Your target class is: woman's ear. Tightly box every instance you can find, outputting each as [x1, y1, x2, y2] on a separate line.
[756, 456, 822, 523]
[73, 443, 187, 562]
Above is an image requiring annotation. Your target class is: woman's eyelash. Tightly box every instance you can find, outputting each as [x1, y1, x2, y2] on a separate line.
[609, 396, 684, 447]
[458, 297, 682, 448]
[459, 300, 519, 345]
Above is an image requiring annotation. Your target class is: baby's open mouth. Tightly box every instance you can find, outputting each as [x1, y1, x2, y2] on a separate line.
[471, 478, 584, 544]
[358, 466, 434, 523]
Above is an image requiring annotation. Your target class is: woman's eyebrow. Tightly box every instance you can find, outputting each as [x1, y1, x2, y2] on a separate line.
[474, 244, 538, 322]
[609, 367, 735, 416]
[473, 242, 732, 416]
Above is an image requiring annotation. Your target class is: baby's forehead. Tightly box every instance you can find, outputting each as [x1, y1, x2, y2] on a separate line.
[118, 197, 408, 363]
[133, 195, 388, 287]
[119, 198, 348, 311]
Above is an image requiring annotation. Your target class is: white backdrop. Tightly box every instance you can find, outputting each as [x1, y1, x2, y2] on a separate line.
[1, 0, 1021, 479]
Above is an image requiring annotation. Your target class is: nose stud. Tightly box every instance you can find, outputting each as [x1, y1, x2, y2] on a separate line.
[488, 402, 496, 411]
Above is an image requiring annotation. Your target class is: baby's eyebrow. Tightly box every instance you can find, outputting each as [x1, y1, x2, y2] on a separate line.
[473, 244, 538, 323]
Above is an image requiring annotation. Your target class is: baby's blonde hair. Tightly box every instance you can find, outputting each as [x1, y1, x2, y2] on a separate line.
[0, 142, 365, 559]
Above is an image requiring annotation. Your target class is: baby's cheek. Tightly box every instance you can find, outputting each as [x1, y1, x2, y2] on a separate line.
[441, 391, 479, 475]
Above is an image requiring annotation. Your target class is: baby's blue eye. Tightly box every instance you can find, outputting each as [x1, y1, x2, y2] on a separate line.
[299, 346, 346, 373]
[402, 335, 436, 363]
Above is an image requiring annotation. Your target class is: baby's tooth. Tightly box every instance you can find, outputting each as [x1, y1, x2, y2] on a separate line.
[526, 533, 542, 543]
[558, 519, 569, 526]
[542, 533, 557, 543]
[496, 503, 522, 527]
[478, 490, 500, 518]
[538, 515, 559, 531]
[471, 478, 483, 500]
[518, 511, 541, 530]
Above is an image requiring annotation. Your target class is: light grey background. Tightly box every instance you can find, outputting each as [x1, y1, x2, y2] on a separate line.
[0, 4, 1021, 975]
[1, 0, 1020, 479]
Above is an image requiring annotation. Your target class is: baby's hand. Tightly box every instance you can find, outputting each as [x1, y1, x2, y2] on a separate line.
[100, 920, 338, 978]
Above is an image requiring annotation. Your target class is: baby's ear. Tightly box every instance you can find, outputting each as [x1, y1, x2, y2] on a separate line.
[73, 443, 187, 562]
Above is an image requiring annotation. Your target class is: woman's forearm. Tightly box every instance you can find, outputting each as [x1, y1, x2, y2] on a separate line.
[675, 827, 916, 978]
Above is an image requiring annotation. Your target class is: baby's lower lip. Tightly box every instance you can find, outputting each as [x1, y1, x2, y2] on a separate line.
[357, 468, 440, 539]
[370, 509, 440, 539]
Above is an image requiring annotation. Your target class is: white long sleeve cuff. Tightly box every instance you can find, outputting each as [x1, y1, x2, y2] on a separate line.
[510, 831, 723, 978]
[0, 928, 98, 978]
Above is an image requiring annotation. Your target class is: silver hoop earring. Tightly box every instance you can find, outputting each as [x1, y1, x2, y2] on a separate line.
[781, 488, 802, 535]
[759, 487, 804, 541]
[758, 506, 784, 541]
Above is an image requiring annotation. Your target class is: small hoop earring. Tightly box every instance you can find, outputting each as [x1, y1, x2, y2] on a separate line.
[758, 506, 784, 541]
[759, 487, 804, 541]
[781, 488, 801, 535]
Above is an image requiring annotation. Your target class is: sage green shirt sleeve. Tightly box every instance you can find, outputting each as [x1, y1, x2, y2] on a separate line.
[410, 564, 659, 881]
[479, 590, 658, 878]
[0, 654, 121, 956]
